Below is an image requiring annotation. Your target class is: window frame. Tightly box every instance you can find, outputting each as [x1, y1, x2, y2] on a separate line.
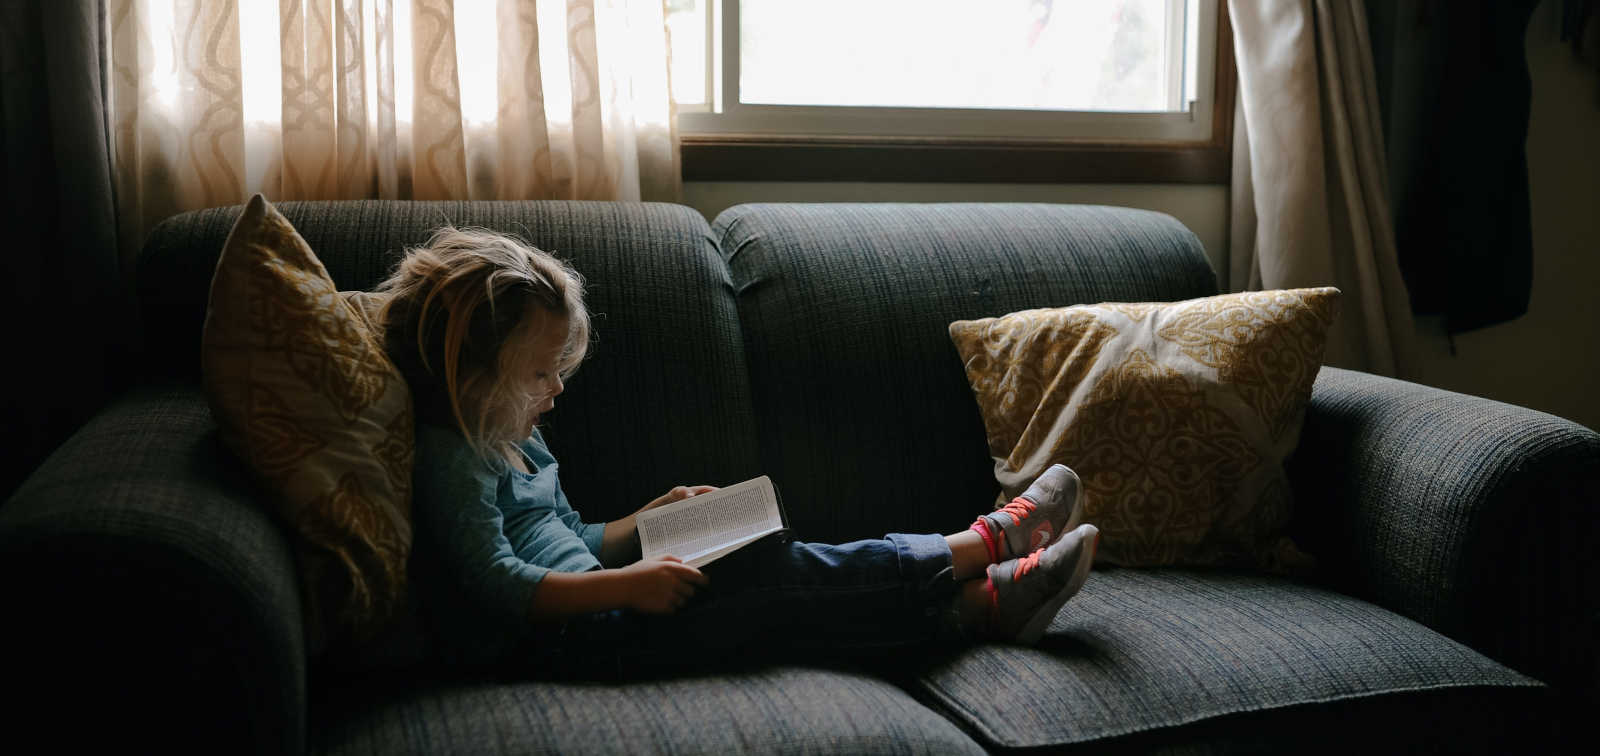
[678, 0, 1236, 183]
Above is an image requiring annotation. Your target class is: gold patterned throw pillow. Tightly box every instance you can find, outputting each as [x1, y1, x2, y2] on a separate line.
[202, 194, 413, 652]
[949, 288, 1341, 572]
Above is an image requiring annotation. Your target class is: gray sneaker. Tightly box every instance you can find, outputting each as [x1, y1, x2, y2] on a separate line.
[981, 464, 1083, 560]
[987, 523, 1099, 644]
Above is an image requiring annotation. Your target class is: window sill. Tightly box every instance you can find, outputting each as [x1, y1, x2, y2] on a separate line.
[681, 134, 1231, 184]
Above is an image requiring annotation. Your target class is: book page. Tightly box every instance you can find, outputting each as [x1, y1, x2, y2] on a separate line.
[636, 476, 785, 568]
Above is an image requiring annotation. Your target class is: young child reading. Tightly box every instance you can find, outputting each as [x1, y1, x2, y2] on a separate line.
[378, 227, 1099, 673]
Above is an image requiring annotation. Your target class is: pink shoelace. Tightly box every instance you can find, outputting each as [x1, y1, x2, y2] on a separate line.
[995, 496, 1038, 527]
[970, 496, 1039, 563]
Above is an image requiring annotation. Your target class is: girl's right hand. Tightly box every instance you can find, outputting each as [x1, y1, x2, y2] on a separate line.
[617, 556, 708, 614]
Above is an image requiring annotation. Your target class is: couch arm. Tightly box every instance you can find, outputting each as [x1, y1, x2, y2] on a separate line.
[0, 386, 306, 756]
[1289, 366, 1599, 694]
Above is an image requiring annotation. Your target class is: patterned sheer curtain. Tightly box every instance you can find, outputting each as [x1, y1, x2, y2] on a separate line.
[107, 0, 679, 255]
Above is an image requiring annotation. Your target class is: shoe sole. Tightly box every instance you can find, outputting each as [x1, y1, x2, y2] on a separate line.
[1015, 525, 1098, 645]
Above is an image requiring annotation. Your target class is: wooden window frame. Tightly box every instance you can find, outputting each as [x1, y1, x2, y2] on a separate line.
[680, 1, 1235, 184]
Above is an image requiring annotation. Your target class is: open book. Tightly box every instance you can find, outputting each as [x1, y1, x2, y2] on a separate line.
[636, 475, 787, 568]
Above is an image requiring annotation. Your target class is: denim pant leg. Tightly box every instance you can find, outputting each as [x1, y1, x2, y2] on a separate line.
[526, 533, 962, 678]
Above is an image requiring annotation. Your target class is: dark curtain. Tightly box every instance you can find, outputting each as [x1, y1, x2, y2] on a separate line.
[0, 0, 134, 499]
[1366, 0, 1542, 337]
[1563, 0, 1600, 103]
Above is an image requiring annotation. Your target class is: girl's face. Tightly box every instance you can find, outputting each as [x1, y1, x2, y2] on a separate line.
[499, 311, 570, 438]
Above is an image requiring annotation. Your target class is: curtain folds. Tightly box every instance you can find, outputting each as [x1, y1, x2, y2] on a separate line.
[1226, 0, 1418, 378]
[108, 0, 680, 259]
[1, 0, 129, 497]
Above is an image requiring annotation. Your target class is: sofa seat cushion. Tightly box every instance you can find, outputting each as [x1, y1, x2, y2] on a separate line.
[917, 568, 1545, 751]
[314, 666, 985, 755]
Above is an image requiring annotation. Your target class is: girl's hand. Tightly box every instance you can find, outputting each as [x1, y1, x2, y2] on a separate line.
[617, 556, 709, 614]
[638, 485, 719, 514]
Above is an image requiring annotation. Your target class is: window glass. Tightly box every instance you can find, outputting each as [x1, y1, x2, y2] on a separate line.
[740, 0, 1182, 112]
[666, 0, 1195, 113]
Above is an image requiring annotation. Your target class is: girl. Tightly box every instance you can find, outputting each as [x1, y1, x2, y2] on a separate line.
[379, 227, 1099, 674]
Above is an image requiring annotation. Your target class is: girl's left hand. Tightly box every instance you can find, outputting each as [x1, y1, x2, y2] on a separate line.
[639, 485, 719, 514]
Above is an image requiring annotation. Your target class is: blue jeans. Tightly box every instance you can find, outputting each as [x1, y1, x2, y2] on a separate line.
[517, 533, 963, 678]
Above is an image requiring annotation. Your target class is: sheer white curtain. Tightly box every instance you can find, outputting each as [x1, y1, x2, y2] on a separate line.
[1226, 0, 1417, 377]
[108, 0, 678, 257]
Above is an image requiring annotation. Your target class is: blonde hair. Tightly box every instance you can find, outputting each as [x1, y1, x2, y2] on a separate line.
[377, 227, 590, 464]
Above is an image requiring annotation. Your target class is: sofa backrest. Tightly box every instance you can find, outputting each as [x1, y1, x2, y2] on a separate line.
[135, 200, 761, 522]
[713, 203, 1219, 542]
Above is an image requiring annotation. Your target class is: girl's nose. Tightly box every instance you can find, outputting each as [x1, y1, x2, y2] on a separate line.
[550, 374, 565, 397]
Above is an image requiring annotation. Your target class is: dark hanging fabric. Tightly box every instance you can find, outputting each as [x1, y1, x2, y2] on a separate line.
[1561, 0, 1600, 103]
[1563, 0, 1596, 53]
[0, 0, 135, 500]
[1366, 0, 1541, 337]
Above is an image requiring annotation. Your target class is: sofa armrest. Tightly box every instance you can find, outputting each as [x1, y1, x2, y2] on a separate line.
[0, 386, 306, 756]
[1289, 366, 1599, 694]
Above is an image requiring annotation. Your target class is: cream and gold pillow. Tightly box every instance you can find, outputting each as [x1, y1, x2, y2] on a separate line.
[949, 288, 1341, 573]
[202, 194, 413, 651]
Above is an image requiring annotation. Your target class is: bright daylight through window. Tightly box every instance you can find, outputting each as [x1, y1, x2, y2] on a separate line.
[668, 0, 1215, 142]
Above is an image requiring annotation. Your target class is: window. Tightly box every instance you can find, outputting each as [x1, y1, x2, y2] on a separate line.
[666, 0, 1235, 182]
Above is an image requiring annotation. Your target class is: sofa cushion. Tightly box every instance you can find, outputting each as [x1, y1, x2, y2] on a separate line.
[915, 567, 1545, 751]
[313, 666, 985, 755]
[947, 288, 1341, 572]
[713, 203, 1219, 543]
[202, 194, 414, 650]
[140, 200, 761, 524]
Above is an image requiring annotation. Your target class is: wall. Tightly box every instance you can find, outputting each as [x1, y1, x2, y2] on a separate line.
[1402, 8, 1600, 431]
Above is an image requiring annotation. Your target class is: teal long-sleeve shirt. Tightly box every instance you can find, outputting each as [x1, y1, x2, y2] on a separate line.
[411, 422, 605, 666]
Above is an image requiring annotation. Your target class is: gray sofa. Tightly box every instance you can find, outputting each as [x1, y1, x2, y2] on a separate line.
[2, 201, 1594, 754]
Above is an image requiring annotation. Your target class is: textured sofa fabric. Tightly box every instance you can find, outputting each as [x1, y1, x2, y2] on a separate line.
[712, 203, 1219, 544]
[917, 568, 1544, 751]
[1289, 366, 1600, 701]
[0, 386, 307, 754]
[3, 201, 1593, 754]
[313, 667, 986, 756]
